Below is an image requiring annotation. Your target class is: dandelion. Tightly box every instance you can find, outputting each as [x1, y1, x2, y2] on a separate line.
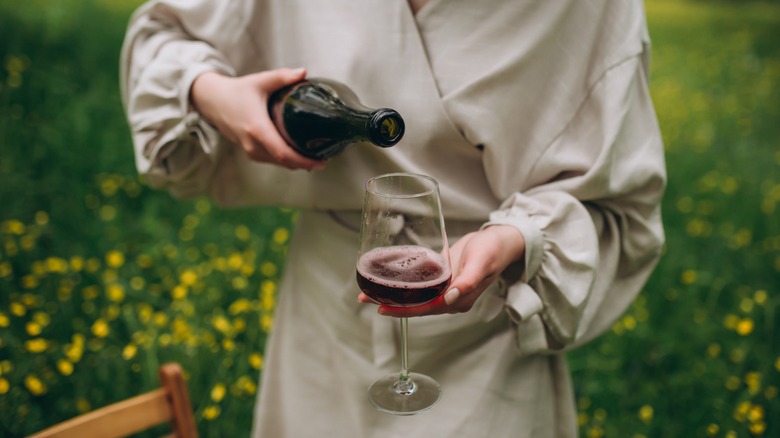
[273, 227, 289, 245]
[21, 275, 39, 289]
[706, 423, 719, 436]
[26, 321, 42, 336]
[76, 398, 91, 413]
[25, 338, 48, 353]
[745, 372, 762, 395]
[105, 250, 125, 268]
[734, 400, 751, 422]
[261, 262, 278, 277]
[736, 318, 754, 336]
[211, 383, 227, 402]
[136, 254, 154, 269]
[228, 298, 252, 315]
[180, 269, 198, 286]
[24, 375, 46, 396]
[586, 426, 604, 438]
[100, 205, 117, 221]
[0, 261, 12, 278]
[706, 343, 721, 358]
[0, 378, 9, 395]
[235, 225, 251, 241]
[203, 405, 221, 420]
[57, 359, 74, 376]
[725, 376, 741, 391]
[213, 316, 231, 335]
[122, 344, 137, 360]
[261, 314, 273, 332]
[0, 313, 8, 328]
[171, 285, 187, 300]
[680, 269, 697, 285]
[228, 253, 243, 270]
[754, 289, 767, 305]
[249, 353, 264, 370]
[106, 284, 125, 303]
[2, 219, 26, 235]
[749, 421, 767, 435]
[235, 375, 257, 395]
[638, 405, 654, 423]
[91, 319, 110, 338]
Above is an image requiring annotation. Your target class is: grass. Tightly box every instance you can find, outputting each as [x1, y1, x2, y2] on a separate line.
[0, 0, 778, 437]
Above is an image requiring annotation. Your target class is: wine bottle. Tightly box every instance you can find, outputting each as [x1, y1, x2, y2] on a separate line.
[268, 78, 405, 159]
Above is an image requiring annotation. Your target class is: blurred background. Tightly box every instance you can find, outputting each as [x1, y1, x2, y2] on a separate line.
[0, 0, 777, 436]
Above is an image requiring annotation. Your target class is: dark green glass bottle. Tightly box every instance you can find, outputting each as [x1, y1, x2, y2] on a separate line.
[268, 78, 405, 159]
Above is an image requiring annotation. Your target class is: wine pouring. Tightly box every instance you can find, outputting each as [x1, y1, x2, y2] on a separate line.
[356, 172, 451, 415]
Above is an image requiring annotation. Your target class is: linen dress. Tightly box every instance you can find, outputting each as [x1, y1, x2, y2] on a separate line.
[121, 1, 666, 437]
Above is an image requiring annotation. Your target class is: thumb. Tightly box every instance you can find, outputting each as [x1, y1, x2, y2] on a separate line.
[258, 67, 307, 93]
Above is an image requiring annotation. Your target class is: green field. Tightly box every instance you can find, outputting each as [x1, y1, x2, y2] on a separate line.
[1, 1, 778, 436]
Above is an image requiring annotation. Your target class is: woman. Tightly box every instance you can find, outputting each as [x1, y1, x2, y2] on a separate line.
[121, 1, 666, 436]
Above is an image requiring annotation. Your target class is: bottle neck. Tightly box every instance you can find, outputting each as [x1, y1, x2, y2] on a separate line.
[367, 109, 405, 147]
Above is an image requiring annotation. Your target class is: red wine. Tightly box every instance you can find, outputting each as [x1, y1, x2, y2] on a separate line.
[356, 245, 451, 307]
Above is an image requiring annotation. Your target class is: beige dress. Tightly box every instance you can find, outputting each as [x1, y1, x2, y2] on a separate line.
[121, 1, 666, 436]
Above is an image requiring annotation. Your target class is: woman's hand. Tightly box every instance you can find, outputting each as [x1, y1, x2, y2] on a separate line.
[358, 224, 525, 317]
[190, 68, 325, 171]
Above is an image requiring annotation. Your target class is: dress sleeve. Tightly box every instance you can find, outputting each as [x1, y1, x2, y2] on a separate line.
[483, 51, 666, 356]
[120, 0, 249, 198]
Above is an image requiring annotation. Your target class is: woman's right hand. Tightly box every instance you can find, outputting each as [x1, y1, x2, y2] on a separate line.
[190, 68, 326, 171]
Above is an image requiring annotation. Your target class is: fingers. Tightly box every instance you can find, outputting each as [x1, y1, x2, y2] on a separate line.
[241, 67, 326, 170]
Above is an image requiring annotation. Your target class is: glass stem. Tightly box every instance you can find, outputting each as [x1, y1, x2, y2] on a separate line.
[395, 317, 415, 395]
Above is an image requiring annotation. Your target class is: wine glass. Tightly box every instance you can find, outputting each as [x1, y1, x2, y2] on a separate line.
[356, 172, 451, 415]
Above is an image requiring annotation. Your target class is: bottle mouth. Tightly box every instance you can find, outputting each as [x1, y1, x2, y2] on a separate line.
[368, 109, 405, 147]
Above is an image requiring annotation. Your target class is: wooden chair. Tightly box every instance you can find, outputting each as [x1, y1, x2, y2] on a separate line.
[29, 362, 198, 438]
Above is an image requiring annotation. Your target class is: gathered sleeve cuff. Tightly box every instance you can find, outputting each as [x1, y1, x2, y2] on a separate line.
[483, 51, 666, 357]
[120, 1, 244, 198]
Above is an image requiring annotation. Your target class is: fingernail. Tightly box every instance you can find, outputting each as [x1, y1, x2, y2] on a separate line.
[444, 288, 460, 305]
[291, 67, 306, 76]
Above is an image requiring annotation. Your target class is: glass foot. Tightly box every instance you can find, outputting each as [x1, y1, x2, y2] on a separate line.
[368, 372, 442, 416]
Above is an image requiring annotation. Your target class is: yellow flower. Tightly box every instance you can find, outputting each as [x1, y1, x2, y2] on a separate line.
[249, 353, 264, 370]
[105, 250, 125, 268]
[25, 338, 48, 353]
[749, 421, 767, 435]
[754, 289, 767, 305]
[638, 405, 653, 423]
[235, 375, 257, 395]
[273, 228, 289, 245]
[706, 423, 719, 436]
[260, 262, 277, 277]
[228, 298, 252, 315]
[0, 313, 9, 328]
[136, 254, 154, 269]
[34, 211, 49, 225]
[2, 219, 26, 235]
[213, 316, 231, 335]
[203, 405, 221, 420]
[26, 321, 42, 336]
[736, 318, 754, 336]
[46, 257, 68, 273]
[0, 378, 9, 394]
[723, 314, 739, 329]
[180, 269, 198, 286]
[228, 253, 243, 270]
[122, 344, 138, 360]
[24, 375, 46, 396]
[706, 343, 721, 358]
[0, 262, 12, 278]
[210, 383, 226, 402]
[76, 398, 91, 413]
[680, 269, 697, 285]
[91, 319, 110, 338]
[21, 275, 38, 289]
[261, 314, 274, 332]
[57, 359, 74, 376]
[235, 225, 251, 241]
[748, 404, 764, 422]
[106, 284, 125, 303]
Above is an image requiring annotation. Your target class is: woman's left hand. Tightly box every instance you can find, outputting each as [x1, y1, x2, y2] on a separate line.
[358, 224, 525, 317]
